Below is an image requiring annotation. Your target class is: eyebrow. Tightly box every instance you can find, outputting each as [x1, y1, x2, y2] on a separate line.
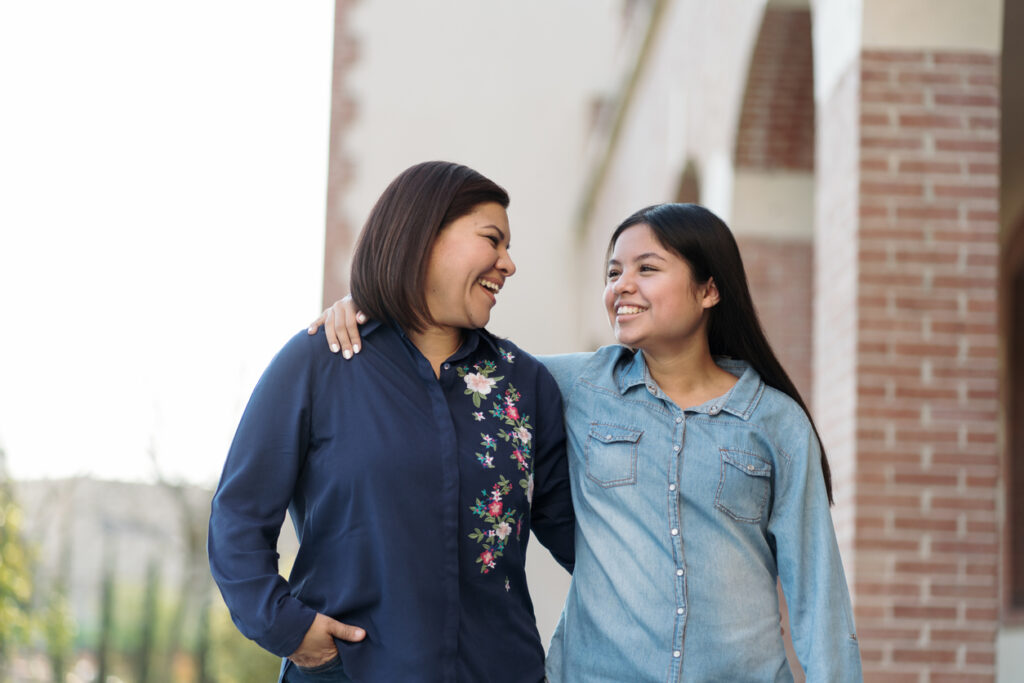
[607, 252, 667, 266]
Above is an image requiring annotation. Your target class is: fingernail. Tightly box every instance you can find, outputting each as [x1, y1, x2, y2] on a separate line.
[342, 349, 352, 359]
[353, 344, 360, 354]
[308, 326, 316, 334]
[330, 343, 340, 353]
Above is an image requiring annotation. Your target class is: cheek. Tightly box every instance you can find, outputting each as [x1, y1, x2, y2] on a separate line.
[603, 284, 616, 312]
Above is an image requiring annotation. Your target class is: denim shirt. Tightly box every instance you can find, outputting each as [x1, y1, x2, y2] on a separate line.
[541, 346, 861, 682]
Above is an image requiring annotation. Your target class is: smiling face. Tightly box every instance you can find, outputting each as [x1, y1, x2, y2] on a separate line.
[422, 201, 515, 333]
[604, 223, 719, 356]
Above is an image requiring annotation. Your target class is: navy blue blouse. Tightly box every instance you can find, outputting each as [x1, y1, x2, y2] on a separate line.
[208, 321, 574, 683]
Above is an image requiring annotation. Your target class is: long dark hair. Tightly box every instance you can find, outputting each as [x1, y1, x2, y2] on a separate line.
[350, 161, 510, 333]
[609, 203, 834, 504]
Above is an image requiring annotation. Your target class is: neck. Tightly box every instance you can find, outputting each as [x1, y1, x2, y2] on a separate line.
[640, 337, 736, 410]
[407, 325, 464, 377]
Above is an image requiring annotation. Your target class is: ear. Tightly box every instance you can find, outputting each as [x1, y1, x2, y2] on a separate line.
[701, 277, 721, 309]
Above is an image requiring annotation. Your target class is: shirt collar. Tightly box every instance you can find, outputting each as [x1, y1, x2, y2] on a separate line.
[615, 350, 764, 420]
[362, 319, 503, 358]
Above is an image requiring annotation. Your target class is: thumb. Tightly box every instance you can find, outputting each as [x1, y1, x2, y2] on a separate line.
[327, 617, 366, 642]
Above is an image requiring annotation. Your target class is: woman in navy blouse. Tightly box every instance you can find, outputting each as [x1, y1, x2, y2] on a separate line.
[208, 161, 575, 683]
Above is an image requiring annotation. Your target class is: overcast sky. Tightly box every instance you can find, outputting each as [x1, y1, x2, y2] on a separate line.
[0, 1, 334, 485]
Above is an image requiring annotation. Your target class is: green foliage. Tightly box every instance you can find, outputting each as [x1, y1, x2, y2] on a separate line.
[0, 448, 34, 679]
[206, 598, 283, 683]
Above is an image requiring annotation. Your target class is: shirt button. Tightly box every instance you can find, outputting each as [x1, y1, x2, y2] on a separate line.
[673, 650, 681, 658]
[676, 607, 684, 615]
[672, 445, 680, 452]
[747, 464, 755, 471]
[443, 363, 450, 370]
[675, 416, 682, 424]
[669, 484, 677, 492]
[676, 569, 684, 576]
[670, 528, 679, 536]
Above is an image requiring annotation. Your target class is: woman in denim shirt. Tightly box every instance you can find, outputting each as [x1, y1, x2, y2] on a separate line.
[316, 203, 862, 681]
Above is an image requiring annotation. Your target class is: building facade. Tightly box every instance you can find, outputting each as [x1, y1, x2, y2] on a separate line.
[323, 1, 1022, 679]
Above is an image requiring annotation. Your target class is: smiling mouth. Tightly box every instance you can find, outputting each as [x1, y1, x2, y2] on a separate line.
[616, 305, 646, 315]
[478, 278, 501, 294]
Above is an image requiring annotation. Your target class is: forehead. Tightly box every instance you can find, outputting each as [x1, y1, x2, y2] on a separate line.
[451, 202, 509, 231]
[609, 223, 669, 259]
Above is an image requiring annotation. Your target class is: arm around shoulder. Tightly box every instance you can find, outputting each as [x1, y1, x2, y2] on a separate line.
[528, 362, 574, 572]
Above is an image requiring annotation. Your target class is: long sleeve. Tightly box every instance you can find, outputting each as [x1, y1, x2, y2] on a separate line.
[528, 365, 574, 572]
[208, 331, 318, 657]
[769, 425, 863, 681]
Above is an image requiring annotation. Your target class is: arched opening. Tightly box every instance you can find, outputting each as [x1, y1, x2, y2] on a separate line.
[730, 0, 815, 403]
[674, 160, 700, 204]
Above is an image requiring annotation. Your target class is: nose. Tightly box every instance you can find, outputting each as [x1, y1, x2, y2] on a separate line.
[498, 247, 516, 277]
[612, 271, 635, 294]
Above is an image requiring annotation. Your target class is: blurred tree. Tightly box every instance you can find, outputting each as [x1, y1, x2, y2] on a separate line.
[43, 481, 75, 683]
[135, 558, 160, 683]
[208, 598, 282, 683]
[0, 446, 34, 682]
[96, 529, 117, 683]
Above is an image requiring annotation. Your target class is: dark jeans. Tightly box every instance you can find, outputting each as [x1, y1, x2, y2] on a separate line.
[281, 655, 353, 683]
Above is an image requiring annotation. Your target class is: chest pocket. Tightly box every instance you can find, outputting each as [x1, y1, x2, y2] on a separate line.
[715, 448, 772, 523]
[585, 423, 642, 488]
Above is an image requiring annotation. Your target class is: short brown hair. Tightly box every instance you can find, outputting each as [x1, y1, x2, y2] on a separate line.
[350, 161, 510, 333]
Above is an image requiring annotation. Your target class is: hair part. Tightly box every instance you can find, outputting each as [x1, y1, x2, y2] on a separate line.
[350, 161, 510, 333]
[609, 203, 835, 505]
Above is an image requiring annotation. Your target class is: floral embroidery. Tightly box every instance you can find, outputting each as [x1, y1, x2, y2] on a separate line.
[469, 477, 516, 573]
[459, 360, 504, 408]
[462, 347, 535, 577]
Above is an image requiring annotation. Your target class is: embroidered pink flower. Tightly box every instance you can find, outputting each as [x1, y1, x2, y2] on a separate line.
[496, 521, 512, 540]
[464, 373, 496, 395]
[488, 500, 503, 516]
[514, 426, 531, 444]
[480, 549, 494, 566]
[513, 449, 527, 470]
[505, 402, 520, 421]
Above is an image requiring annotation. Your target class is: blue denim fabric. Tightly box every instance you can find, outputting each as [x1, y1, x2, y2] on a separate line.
[540, 347, 862, 682]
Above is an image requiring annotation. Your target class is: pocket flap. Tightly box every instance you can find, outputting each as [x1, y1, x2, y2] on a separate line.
[721, 448, 772, 477]
[588, 424, 643, 444]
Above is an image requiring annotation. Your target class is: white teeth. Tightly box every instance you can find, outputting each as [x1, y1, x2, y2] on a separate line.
[617, 305, 645, 315]
[478, 279, 500, 293]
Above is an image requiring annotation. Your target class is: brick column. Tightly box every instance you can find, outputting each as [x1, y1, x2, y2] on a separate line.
[322, 0, 360, 308]
[819, 49, 1001, 681]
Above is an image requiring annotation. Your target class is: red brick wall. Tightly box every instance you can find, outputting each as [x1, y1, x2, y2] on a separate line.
[735, 7, 814, 171]
[738, 237, 813, 402]
[322, 0, 360, 308]
[853, 49, 1000, 681]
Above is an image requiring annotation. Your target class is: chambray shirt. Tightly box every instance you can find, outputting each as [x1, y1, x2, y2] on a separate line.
[208, 321, 574, 683]
[541, 347, 862, 682]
